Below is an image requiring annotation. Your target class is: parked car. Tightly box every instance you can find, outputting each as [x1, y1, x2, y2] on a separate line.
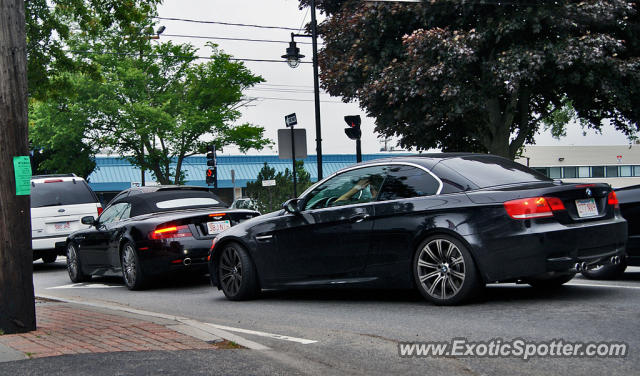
[581, 184, 640, 279]
[31, 174, 102, 263]
[65, 186, 260, 290]
[207, 154, 627, 305]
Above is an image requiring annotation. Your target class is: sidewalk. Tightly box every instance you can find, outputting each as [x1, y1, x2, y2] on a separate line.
[0, 298, 223, 361]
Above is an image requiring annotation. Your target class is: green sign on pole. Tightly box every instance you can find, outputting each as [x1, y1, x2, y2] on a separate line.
[13, 156, 32, 195]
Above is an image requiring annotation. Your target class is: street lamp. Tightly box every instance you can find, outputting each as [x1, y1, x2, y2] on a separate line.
[281, 37, 305, 68]
[282, 0, 324, 180]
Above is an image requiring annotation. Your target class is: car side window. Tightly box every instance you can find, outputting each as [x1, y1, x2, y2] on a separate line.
[377, 165, 440, 201]
[98, 203, 129, 224]
[304, 166, 386, 210]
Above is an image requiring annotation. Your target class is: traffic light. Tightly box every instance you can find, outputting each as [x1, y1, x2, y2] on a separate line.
[344, 115, 361, 140]
[205, 144, 217, 188]
[206, 144, 217, 167]
[206, 168, 215, 185]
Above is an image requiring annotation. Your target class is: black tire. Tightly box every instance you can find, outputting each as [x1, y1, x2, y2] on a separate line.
[217, 242, 259, 301]
[67, 243, 91, 282]
[413, 235, 483, 306]
[121, 242, 147, 290]
[525, 273, 575, 289]
[581, 261, 627, 280]
[42, 253, 57, 264]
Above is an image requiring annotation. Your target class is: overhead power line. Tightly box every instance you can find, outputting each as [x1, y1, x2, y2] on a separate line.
[66, 50, 311, 64]
[246, 96, 344, 104]
[163, 33, 313, 45]
[154, 16, 300, 31]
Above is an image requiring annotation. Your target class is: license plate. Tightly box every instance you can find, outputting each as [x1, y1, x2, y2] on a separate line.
[53, 221, 72, 232]
[575, 198, 598, 218]
[207, 220, 231, 234]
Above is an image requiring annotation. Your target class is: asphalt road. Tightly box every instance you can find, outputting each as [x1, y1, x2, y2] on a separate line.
[31, 258, 640, 375]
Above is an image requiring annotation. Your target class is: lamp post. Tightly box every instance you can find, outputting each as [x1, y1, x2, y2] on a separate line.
[281, 0, 323, 180]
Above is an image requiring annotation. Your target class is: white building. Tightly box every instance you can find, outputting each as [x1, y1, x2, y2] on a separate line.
[517, 145, 640, 188]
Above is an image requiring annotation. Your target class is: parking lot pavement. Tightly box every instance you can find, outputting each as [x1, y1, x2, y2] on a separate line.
[0, 298, 220, 361]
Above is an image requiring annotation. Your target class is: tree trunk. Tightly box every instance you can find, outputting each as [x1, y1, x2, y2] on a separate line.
[0, 0, 36, 333]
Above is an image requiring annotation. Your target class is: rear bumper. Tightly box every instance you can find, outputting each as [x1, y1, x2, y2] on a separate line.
[136, 238, 211, 276]
[32, 236, 68, 252]
[467, 217, 628, 282]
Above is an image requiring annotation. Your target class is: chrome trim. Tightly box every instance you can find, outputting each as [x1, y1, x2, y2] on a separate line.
[255, 235, 273, 241]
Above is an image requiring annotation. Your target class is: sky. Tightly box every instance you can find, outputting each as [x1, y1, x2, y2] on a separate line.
[156, 0, 633, 156]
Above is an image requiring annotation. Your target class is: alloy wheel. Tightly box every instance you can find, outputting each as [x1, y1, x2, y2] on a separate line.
[219, 246, 242, 296]
[67, 244, 79, 279]
[416, 238, 466, 300]
[122, 244, 137, 287]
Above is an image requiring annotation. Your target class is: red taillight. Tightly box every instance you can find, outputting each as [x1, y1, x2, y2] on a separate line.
[44, 179, 63, 183]
[149, 225, 193, 240]
[209, 213, 226, 217]
[608, 191, 619, 208]
[504, 197, 566, 219]
[97, 206, 103, 216]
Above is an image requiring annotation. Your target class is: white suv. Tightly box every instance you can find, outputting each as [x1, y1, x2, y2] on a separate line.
[31, 174, 102, 263]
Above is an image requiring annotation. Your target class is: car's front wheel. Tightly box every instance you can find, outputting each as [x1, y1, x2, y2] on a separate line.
[413, 235, 483, 305]
[121, 242, 146, 290]
[218, 242, 259, 301]
[67, 243, 91, 282]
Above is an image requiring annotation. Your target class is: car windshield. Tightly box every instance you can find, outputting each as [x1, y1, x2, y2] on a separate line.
[31, 181, 97, 208]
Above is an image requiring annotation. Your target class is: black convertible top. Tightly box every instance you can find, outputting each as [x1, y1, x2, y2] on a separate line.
[115, 189, 227, 217]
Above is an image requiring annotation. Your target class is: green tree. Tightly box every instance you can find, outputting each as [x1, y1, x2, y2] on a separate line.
[30, 41, 270, 184]
[245, 161, 312, 213]
[302, 0, 640, 159]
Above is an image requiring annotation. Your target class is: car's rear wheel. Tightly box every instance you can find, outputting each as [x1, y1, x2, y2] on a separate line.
[67, 243, 91, 282]
[121, 242, 146, 290]
[413, 235, 483, 305]
[525, 273, 575, 288]
[218, 242, 259, 301]
[42, 253, 57, 264]
[581, 261, 627, 280]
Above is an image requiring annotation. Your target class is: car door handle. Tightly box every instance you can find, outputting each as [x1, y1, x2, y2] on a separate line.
[349, 214, 370, 223]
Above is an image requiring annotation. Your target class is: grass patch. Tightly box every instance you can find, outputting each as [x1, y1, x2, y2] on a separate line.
[25, 352, 33, 358]
[0, 329, 4, 335]
[215, 340, 245, 350]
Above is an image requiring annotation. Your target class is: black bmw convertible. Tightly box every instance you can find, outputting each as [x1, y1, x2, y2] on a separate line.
[208, 153, 627, 305]
[65, 186, 259, 290]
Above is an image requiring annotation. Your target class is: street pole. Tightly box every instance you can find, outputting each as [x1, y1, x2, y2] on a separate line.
[310, 0, 323, 180]
[356, 139, 362, 163]
[291, 125, 297, 197]
[0, 0, 37, 334]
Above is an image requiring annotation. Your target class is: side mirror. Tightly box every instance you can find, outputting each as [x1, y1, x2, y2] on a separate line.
[282, 199, 301, 214]
[81, 216, 96, 226]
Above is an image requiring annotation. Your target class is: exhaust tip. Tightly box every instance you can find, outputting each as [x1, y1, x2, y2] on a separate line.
[183, 258, 192, 266]
[580, 262, 588, 271]
[574, 263, 582, 272]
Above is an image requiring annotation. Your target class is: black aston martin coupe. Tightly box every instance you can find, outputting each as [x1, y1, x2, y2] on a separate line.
[65, 186, 259, 290]
[208, 154, 628, 305]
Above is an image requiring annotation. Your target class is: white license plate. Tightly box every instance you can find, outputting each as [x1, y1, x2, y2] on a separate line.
[207, 220, 231, 234]
[53, 221, 72, 232]
[576, 198, 598, 217]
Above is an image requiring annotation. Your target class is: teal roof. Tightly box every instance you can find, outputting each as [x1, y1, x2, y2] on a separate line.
[87, 154, 410, 192]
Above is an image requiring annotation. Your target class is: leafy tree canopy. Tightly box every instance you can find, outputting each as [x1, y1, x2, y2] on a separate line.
[302, 0, 640, 158]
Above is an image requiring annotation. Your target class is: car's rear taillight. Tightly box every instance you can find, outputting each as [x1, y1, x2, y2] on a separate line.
[504, 197, 566, 219]
[608, 191, 619, 208]
[97, 206, 103, 216]
[149, 225, 193, 240]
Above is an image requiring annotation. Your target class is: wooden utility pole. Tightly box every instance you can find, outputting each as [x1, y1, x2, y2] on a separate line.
[0, 0, 36, 333]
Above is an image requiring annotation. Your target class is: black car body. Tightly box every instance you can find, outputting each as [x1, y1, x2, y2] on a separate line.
[65, 186, 260, 289]
[208, 154, 627, 305]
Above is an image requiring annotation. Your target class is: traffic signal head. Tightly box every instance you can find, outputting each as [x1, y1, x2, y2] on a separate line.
[206, 144, 217, 167]
[344, 115, 361, 140]
[206, 168, 215, 184]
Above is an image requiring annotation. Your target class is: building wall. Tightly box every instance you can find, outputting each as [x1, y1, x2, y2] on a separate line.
[516, 145, 640, 188]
